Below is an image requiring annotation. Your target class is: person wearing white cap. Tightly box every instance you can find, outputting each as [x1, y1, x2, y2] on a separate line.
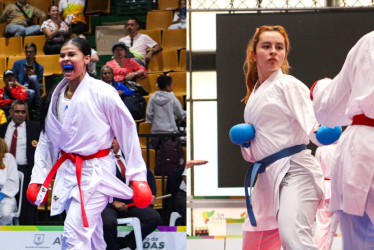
[0, 70, 28, 116]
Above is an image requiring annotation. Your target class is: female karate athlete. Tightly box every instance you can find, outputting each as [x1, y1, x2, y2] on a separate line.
[27, 37, 152, 249]
[240, 25, 324, 249]
[311, 31, 374, 249]
[314, 144, 339, 250]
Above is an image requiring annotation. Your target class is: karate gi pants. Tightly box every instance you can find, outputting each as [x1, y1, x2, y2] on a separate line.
[314, 198, 339, 250]
[62, 190, 109, 250]
[337, 211, 374, 250]
[243, 162, 322, 250]
[0, 201, 16, 225]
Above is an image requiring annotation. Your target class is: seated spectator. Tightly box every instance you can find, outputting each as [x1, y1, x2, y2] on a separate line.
[78, 34, 99, 77]
[41, 5, 70, 55]
[0, 70, 28, 117]
[119, 18, 162, 66]
[164, 160, 207, 226]
[0, 99, 40, 225]
[106, 42, 147, 82]
[12, 43, 44, 118]
[101, 137, 161, 250]
[59, 0, 87, 35]
[101, 65, 135, 97]
[146, 74, 186, 149]
[0, 138, 19, 225]
[0, 0, 46, 37]
[168, 0, 187, 30]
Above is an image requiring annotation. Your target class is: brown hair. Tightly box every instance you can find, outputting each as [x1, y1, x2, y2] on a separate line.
[242, 25, 290, 103]
[0, 138, 8, 169]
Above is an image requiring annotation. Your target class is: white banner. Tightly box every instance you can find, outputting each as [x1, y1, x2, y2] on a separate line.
[0, 226, 186, 250]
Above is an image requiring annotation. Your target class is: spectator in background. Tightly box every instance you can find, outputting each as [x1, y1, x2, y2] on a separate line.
[119, 18, 162, 66]
[41, 5, 70, 55]
[164, 160, 208, 226]
[146, 74, 186, 149]
[168, 0, 187, 30]
[0, 138, 19, 225]
[106, 42, 147, 82]
[78, 34, 99, 77]
[0, 100, 40, 225]
[59, 0, 87, 35]
[0, 0, 46, 37]
[12, 43, 44, 118]
[0, 110, 7, 125]
[101, 137, 161, 250]
[0, 70, 28, 117]
[101, 65, 135, 98]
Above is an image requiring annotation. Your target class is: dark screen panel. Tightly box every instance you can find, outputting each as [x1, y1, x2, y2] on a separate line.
[216, 10, 374, 188]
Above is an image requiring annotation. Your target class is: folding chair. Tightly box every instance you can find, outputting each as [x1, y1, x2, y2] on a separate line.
[11, 171, 24, 225]
[117, 217, 143, 250]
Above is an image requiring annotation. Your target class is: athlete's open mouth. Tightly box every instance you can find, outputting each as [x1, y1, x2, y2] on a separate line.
[63, 64, 74, 73]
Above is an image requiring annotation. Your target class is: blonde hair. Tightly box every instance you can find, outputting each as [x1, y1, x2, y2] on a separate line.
[0, 138, 8, 169]
[242, 25, 291, 103]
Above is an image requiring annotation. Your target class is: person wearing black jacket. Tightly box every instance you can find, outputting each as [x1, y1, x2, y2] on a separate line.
[0, 99, 40, 225]
[101, 138, 161, 250]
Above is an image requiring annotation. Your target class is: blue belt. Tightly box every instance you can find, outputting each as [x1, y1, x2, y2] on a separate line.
[244, 144, 307, 226]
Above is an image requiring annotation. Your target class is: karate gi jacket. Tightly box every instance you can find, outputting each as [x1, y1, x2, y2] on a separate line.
[0, 153, 19, 208]
[241, 69, 324, 231]
[312, 31, 374, 223]
[30, 73, 147, 216]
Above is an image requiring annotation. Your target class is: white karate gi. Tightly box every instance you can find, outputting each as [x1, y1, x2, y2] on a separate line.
[314, 144, 339, 250]
[0, 153, 19, 225]
[30, 73, 147, 249]
[312, 31, 374, 249]
[241, 69, 324, 249]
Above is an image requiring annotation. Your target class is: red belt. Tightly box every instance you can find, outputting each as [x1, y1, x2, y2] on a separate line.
[36, 148, 110, 227]
[352, 114, 374, 127]
[324, 178, 331, 181]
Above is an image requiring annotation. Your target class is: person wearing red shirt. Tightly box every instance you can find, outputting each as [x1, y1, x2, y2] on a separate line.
[0, 70, 28, 116]
[105, 42, 147, 82]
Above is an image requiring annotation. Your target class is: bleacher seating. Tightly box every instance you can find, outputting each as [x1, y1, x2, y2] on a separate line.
[145, 11, 173, 30]
[177, 49, 187, 71]
[139, 121, 152, 148]
[35, 55, 62, 76]
[140, 29, 162, 45]
[85, 0, 111, 14]
[3, 0, 16, 7]
[24, 35, 46, 55]
[161, 49, 179, 72]
[155, 176, 167, 209]
[0, 23, 5, 37]
[29, 0, 52, 14]
[169, 71, 186, 97]
[0, 56, 7, 77]
[157, 0, 179, 10]
[162, 29, 186, 51]
[148, 51, 163, 73]
[7, 55, 24, 69]
[142, 148, 156, 172]
[0, 37, 23, 56]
